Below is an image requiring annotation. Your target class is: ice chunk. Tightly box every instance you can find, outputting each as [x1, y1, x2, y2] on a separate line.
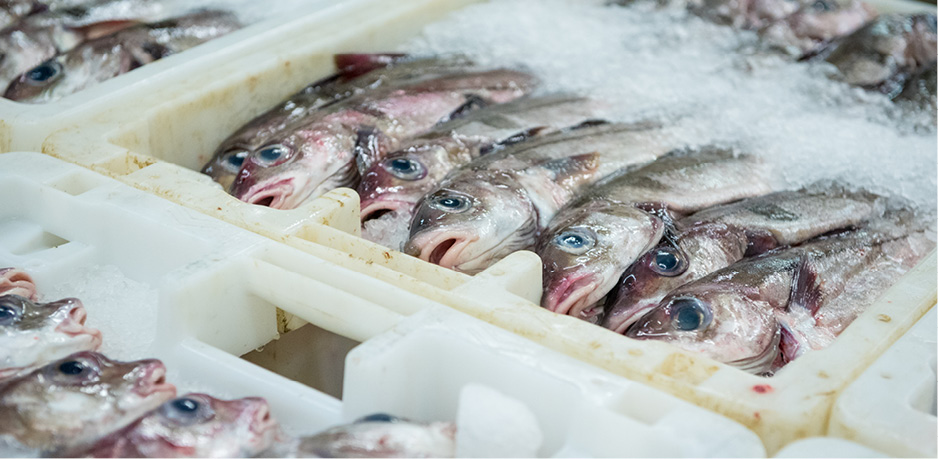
[362, 211, 412, 251]
[455, 384, 543, 458]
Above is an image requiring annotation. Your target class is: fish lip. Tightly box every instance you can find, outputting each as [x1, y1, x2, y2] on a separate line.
[608, 303, 658, 335]
[134, 364, 176, 398]
[248, 402, 279, 436]
[545, 272, 599, 316]
[415, 232, 478, 270]
[239, 179, 294, 209]
[360, 199, 410, 222]
[54, 304, 103, 349]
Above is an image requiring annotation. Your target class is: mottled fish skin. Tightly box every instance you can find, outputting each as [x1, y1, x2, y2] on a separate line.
[272, 414, 456, 458]
[810, 13, 937, 97]
[202, 54, 478, 190]
[624, 212, 932, 374]
[404, 121, 681, 274]
[358, 95, 603, 224]
[224, 65, 538, 210]
[758, 0, 875, 55]
[538, 147, 773, 321]
[60, 394, 278, 458]
[0, 351, 176, 450]
[604, 186, 882, 334]
[0, 267, 36, 300]
[4, 9, 241, 103]
[0, 295, 102, 381]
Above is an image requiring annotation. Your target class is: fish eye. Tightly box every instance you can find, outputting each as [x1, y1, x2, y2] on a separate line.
[255, 144, 290, 166]
[383, 157, 426, 181]
[669, 297, 712, 331]
[58, 360, 86, 375]
[222, 149, 249, 171]
[0, 298, 22, 325]
[429, 193, 471, 213]
[46, 355, 100, 384]
[161, 397, 215, 426]
[811, 0, 834, 11]
[553, 228, 596, 255]
[25, 60, 62, 86]
[650, 247, 687, 277]
[355, 413, 402, 424]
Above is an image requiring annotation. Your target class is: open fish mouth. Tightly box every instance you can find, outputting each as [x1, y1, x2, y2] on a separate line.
[545, 273, 600, 316]
[248, 400, 278, 435]
[54, 304, 103, 348]
[608, 302, 658, 335]
[414, 233, 479, 269]
[360, 199, 411, 223]
[239, 179, 295, 209]
[134, 362, 176, 398]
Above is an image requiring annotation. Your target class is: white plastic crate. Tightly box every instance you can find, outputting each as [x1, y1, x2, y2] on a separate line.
[828, 307, 937, 458]
[22, 0, 938, 453]
[773, 437, 887, 458]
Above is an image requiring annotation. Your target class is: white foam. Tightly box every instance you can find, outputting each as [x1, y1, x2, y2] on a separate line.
[455, 384, 543, 458]
[405, 0, 937, 214]
[362, 211, 412, 251]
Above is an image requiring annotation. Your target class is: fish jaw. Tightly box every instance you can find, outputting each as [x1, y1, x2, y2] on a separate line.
[407, 229, 480, 270]
[360, 198, 413, 223]
[0, 268, 37, 300]
[542, 270, 601, 318]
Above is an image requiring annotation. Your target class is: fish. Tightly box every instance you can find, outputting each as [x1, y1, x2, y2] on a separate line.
[358, 95, 603, 224]
[221, 60, 537, 209]
[0, 0, 40, 30]
[0, 0, 163, 90]
[806, 13, 937, 98]
[689, 0, 804, 30]
[4, 9, 241, 103]
[0, 267, 36, 300]
[272, 413, 456, 458]
[624, 214, 933, 374]
[404, 121, 681, 274]
[758, 0, 875, 55]
[537, 147, 773, 321]
[59, 393, 279, 458]
[202, 54, 476, 190]
[0, 351, 176, 450]
[0, 295, 102, 381]
[604, 186, 883, 334]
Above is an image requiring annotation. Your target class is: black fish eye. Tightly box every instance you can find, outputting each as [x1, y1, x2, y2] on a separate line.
[161, 397, 215, 426]
[670, 298, 712, 331]
[224, 150, 248, 170]
[356, 413, 401, 423]
[811, 0, 834, 11]
[25, 60, 62, 86]
[430, 194, 471, 213]
[383, 157, 426, 180]
[0, 304, 20, 325]
[554, 228, 595, 255]
[650, 247, 687, 277]
[58, 360, 86, 375]
[256, 144, 289, 165]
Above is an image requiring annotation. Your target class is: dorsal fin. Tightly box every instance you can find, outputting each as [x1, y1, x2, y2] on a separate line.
[479, 126, 550, 155]
[538, 152, 601, 184]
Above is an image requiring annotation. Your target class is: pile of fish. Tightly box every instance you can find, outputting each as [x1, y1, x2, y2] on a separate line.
[0, 268, 461, 457]
[0, 0, 242, 103]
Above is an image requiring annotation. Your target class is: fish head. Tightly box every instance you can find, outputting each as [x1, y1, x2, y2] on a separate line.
[227, 123, 360, 209]
[4, 39, 127, 103]
[0, 295, 102, 379]
[786, 0, 876, 41]
[538, 203, 664, 321]
[359, 138, 463, 223]
[0, 351, 176, 447]
[908, 13, 937, 66]
[0, 267, 37, 300]
[299, 414, 456, 458]
[405, 177, 535, 273]
[109, 394, 279, 458]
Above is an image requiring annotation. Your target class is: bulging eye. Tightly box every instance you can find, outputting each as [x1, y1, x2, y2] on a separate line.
[25, 60, 62, 86]
[553, 228, 596, 255]
[161, 397, 215, 426]
[669, 297, 712, 331]
[0, 299, 22, 326]
[383, 157, 426, 181]
[429, 193, 471, 213]
[355, 413, 402, 424]
[49, 356, 100, 384]
[810, 0, 834, 11]
[222, 149, 248, 171]
[255, 144, 290, 166]
[650, 247, 687, 277]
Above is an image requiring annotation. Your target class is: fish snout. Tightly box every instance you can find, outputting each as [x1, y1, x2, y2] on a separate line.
[543, 272, 600, 318]
[235, 178, 295, 209]
[360, 199, 409, 223]
[134, 360, 176, 398]
[411, 233, 475, 269]
[245, 398, 278, 434]
[604, 300, 659, 335]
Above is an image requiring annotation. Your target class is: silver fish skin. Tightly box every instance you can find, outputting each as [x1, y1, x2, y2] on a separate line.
[203, 54, 478, 190]
[358, 95, 603, 224]
[273, 414, 456, 458]
[0, 267, 36, 300]
[59, 393, 279, 458]
[811, 13, 937, 97]
[404, 121, 681, 274]
[0, 351, 176, 450]
[538, 147, 773, 320]
[224, 65, 538, 210]
[4, 9, 241, 103]
[0, 295, 102, 381]
[604, 186, 882, 334]
[758, 0, 875, 55]
[624, 212, 933, 374]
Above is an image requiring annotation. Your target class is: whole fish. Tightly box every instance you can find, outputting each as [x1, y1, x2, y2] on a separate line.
[60, 393, 279, 458]
[203, 54, 476, 190]
[358, 95, 603, 224]
[221, 62, 537, 209]
[4, 9, 242, 103]
[537, 148, 773, 321]
[758, 0, 875, 55]
[1, 295, 102, 380]
[272, 413, 456, 458]
[0, 267, 36, 300]
[0, 0, 163, 90]
[0, 351, 176, 450]
[624, 213, 932, 374]
[807, 13, 937, 97]
[604, 186, 882, 333]
[404, 122, 681, 274]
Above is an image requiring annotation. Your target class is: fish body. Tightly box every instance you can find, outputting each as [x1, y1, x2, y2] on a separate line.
[0, 267, 36, 300]
[0, 295, 102, 380]
[276, 414, 456, 458]
[223, 64, 537, 209]
[405, 121, 680, 273]
[604, 187, 882, 333]
[358, 95, 602, 223]
[0, 351, 176, 450]
[758, 0, 875, 55]
[62, 394, 278, 458]
[4, 9, 241, 103]
[538, 147, 773, 320]
[624, 213, 932, 374]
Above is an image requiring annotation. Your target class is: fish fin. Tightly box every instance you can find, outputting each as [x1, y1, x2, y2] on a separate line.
[334, 53, 406, 79]
[539, 152, 601, 184]
[73, 19, 139, 40]
[565, 119, 611, 131]
[438, 94, 489, 124]
[744, 229, 780, 256]
[789, 256, 823, 317]
[777, 323, 803, 365]
[353, 127, 390, 174]
[729, 325, 782, 374]
[479, 126, 550, 155]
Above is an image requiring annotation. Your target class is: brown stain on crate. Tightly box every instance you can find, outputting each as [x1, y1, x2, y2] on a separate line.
[876, 314, 892, 322]
[655, 353, 720, 384]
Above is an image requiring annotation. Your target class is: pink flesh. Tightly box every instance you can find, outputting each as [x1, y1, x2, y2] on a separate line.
[545, 273, 599, 316]
[0, 268, 37, 300]
[134, 362, 176, 397]
[240, 180, 294, 209]
[55, 305, 103, 349]
[360, 200, 408, 222]
[417, 233, 475, 269]
[249, 400, 278, 435]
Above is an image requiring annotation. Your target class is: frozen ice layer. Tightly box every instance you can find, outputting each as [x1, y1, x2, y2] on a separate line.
[362, 210, 413, 250]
